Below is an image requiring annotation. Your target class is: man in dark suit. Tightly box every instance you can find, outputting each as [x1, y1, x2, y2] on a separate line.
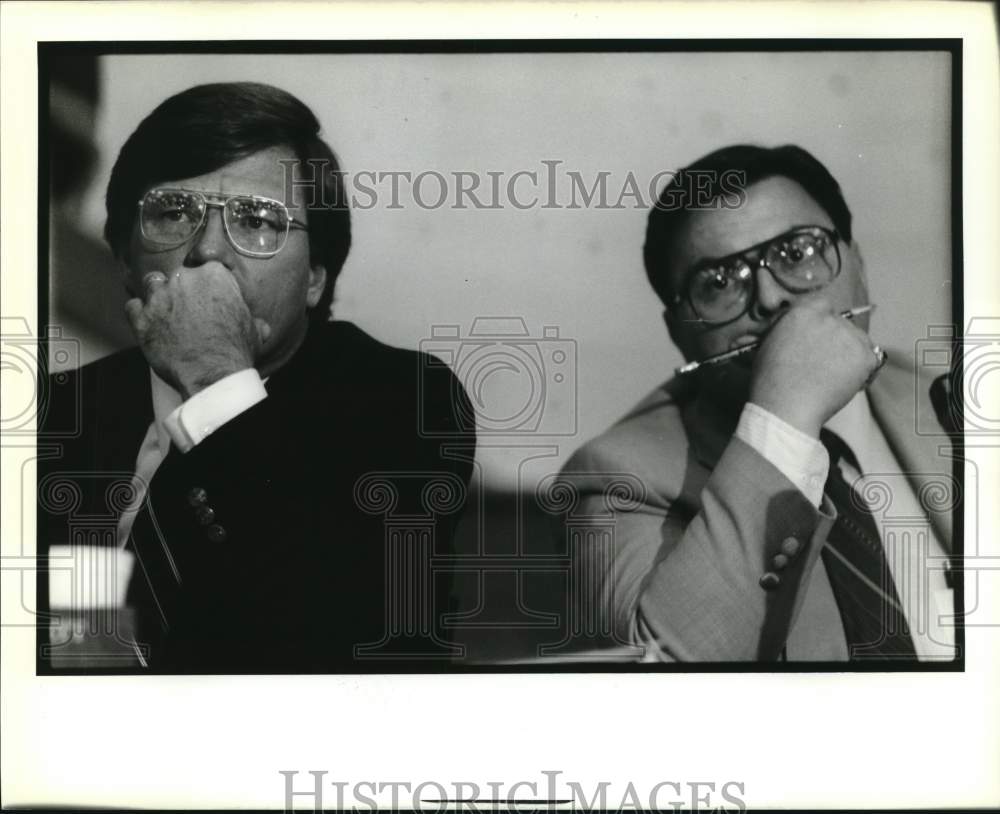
[39, 82, 474, 672]
[558, 145, 957, 662]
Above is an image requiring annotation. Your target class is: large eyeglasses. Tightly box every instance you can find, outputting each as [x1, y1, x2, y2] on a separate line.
[137, 188, 309, 258]
[672, 225, 842, 325]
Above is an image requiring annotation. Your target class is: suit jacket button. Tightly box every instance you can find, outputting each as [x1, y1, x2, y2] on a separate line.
[780, 537, 802, 557]
[206, 524, 227, 543]
[772, 553, 789, 571]
[759, 572, 781, 590]
[187, 487, 208, 507]
[196, 506, 216, 525]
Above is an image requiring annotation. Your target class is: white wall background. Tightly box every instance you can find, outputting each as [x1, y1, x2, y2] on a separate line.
[61, 50, 952, 485]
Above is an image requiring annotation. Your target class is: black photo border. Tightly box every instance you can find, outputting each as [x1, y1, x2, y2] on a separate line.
[36, 38, 965, 676]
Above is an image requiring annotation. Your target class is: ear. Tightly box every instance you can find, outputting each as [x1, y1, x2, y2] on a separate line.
[663, 303, 702, 363]
[116, 255, 139, 299]
[305, 262, 327, 309]
[663, 307, 679, 345]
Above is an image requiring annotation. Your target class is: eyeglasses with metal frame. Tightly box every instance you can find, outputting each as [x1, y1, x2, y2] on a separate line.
[137, 187, 309, 259]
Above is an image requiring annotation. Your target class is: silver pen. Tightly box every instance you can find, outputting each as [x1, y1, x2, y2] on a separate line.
[675, 304, 876, 376]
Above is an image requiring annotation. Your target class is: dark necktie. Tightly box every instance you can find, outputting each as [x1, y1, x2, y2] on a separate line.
[819, 429, 918, 660]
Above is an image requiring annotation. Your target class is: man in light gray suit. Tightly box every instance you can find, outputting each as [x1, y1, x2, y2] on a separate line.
[557, 144, 957, 662]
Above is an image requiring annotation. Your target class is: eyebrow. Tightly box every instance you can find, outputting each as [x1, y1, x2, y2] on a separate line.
[683, 223, 831, 273]
[157, 187, 291, 205]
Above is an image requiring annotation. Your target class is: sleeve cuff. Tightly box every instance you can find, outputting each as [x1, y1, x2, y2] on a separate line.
[163, 369, 267, 453]
[736, 402, 829, 507]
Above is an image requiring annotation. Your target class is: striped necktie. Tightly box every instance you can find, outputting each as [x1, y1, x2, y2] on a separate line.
[820, 429, 917, 661]
[116, 420, 168, 548]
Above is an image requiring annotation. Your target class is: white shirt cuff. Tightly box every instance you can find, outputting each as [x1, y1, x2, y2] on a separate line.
[736, 402, 829, 508]
[163, 369, 267, 453]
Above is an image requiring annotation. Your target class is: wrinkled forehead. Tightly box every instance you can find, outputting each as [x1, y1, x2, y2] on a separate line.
[153, 146, 317, 213]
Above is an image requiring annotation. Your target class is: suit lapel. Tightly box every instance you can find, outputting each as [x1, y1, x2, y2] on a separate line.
[681, 386, 740, 471]
[866, 358, 954, 552]
[93, 349, 154, 475]
[678, 385, 741, 506]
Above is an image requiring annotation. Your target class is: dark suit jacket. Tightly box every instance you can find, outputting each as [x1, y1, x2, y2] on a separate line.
[557, 351, 956, 661]
[38, 321, 475, 672]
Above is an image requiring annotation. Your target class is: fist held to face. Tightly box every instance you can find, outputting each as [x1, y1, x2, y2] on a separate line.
[124, 266, 271, 400]
[748, 298, 884, 437]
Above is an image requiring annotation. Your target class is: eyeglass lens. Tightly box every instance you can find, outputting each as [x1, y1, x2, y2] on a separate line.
[141, 190, 290, 255]
[687, 228, 839, 323]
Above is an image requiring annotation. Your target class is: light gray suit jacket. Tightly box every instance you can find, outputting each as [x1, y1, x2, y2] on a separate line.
[557, 352, 956, 661]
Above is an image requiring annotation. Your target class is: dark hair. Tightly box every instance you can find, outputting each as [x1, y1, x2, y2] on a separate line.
[643, 144, 852, 307]
[104, 81, 350, 324]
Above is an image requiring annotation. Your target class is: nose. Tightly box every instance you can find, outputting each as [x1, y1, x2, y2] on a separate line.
[183, 207, 236, 268]
[747, 262, 793, 321]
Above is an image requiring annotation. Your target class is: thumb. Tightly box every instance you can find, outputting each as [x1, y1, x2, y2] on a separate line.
[124, 297, 145, 329]
[254, 318, 272, 345]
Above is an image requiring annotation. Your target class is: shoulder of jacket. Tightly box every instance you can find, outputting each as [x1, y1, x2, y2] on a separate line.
[562, 378, 691, 488]
[322, 320, 438, 371]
